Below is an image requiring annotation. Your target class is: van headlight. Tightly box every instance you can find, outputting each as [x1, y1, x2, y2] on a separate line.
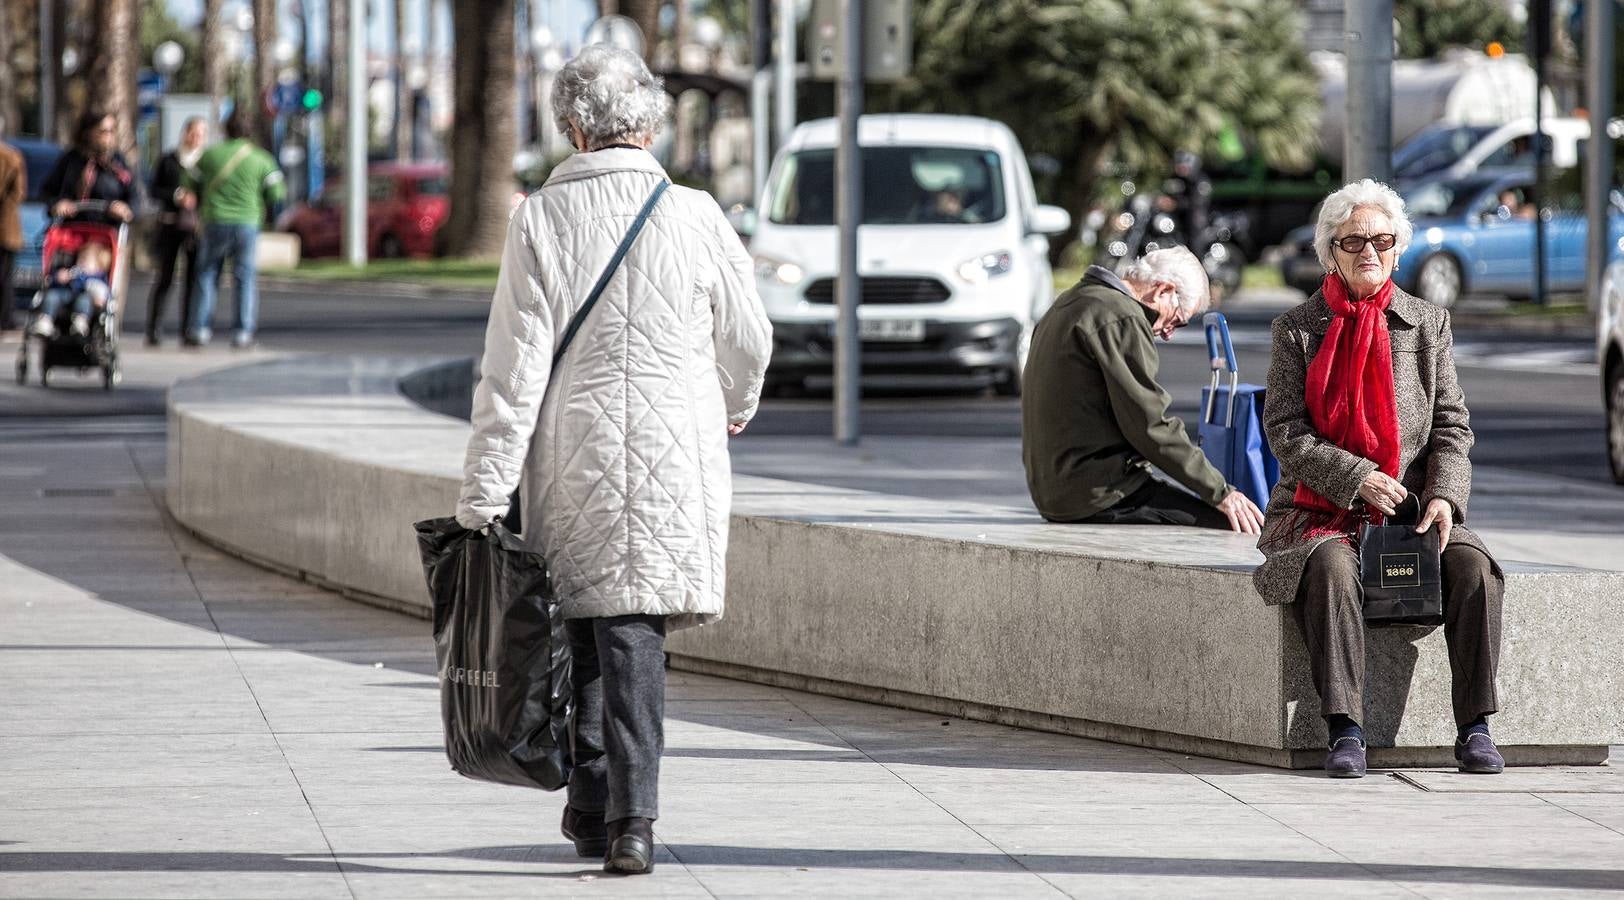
[956, 251, 1013, 285]
[752, 255, 804, 286]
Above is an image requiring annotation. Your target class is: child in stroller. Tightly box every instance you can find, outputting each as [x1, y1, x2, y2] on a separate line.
[14, 206, 126, 389]
[29, 241, 113, 339]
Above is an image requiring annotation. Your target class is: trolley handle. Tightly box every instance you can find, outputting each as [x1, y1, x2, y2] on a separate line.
[1202, 312, 1241, 429]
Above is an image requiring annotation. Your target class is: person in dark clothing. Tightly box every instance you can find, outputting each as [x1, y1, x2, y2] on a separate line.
[145, 117, 209, 345]
[40, 111, 141, 226]
[0, 113, 25, 333]
[1022, 246, 1264, 533]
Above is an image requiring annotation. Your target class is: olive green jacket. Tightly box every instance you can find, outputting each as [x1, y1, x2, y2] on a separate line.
[1022, 267, 1230, 521]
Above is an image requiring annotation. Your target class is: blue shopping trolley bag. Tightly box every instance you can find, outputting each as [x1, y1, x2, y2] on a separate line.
[1198, 312, 1279, 508]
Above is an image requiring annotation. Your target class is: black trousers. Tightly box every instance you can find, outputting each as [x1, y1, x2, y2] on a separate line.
[0, 248, 16, 330]
[566, 614, 667, 823]
[1076, 477, 1230, 529]
[1293, 540, 1502, 727]
[147, 225, 198, 337]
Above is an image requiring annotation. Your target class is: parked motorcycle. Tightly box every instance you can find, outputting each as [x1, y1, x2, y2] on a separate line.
[1098, 190, 1247, 302]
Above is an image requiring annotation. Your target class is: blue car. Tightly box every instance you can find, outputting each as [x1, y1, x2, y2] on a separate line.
[1396, 171, 1624, 309]
[9, 137, 65, 308]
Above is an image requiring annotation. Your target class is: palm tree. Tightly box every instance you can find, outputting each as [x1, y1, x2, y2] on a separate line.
[80, 0, 139, 151]
[394, 0, 410, 159]
[442, 0, 516, 257]
[201, 0, 227, 134]
[252, 0, 278, 148]
[328, 0, 349, 167]
[907, 0, 1320, 237]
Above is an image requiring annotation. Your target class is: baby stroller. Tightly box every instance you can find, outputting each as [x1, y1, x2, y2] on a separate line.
[15, 200, 127, 390]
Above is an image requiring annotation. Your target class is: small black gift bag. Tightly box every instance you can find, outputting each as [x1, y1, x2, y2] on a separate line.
[1358, 495, 1444, 627]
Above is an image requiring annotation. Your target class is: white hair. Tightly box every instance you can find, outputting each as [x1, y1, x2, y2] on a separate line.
[1314, 178, 1413, 269]
[551, 45, 671, 148]
[1124, 246, 1210, 315]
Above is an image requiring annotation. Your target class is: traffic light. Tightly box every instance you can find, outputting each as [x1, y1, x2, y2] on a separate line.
[301, 88, 323, 112]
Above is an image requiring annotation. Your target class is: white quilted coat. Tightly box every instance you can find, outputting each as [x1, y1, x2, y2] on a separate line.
[456, 148, 772, 631]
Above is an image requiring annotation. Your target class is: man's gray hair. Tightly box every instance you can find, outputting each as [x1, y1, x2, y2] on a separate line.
[1314, 178, 1413, 269]
[1123, 246, 1209, 315]
[551, 45, 671, 148]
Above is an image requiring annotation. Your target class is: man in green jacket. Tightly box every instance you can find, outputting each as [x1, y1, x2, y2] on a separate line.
[183, 112, 285, 348]
[1022, 246, 1263, 533]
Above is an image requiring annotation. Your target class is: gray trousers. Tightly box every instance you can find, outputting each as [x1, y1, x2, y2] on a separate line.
[566, 614, 667, 823]
[1293, 541, 1502, 727]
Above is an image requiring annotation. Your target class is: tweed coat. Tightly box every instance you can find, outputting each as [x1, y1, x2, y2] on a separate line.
[1252, 286, 1502, 606]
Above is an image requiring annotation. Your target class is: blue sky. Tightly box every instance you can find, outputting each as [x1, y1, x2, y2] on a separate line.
[164, 0, 598, 59]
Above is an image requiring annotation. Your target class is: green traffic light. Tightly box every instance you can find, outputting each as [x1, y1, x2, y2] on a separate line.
[302, 88, 323, 111]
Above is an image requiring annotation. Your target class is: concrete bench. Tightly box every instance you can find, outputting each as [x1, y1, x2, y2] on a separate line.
[167, 355, 1623, 768]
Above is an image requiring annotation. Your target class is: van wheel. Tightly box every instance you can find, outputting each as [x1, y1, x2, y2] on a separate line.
[1608, 364, 1624, 485]
[378, 234, 405, 259]
[1416, 254, 1463, 309]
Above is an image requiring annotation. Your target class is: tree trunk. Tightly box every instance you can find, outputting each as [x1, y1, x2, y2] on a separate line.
[104, 0, 138, 154]
[252, 0, 278, 149]
[674, 0, 691, 63]
[1055, 139, 1114, 267]
[0, 0, 18, 135]
[598, 0, 618, 16]
[50, 0, 71, 142]
[201, 0, 226, 135]
[328, 0, 349, 167]
[394, 0, 410, 159]
[442, 0, 516, 258]
[622, 0, 659, 62]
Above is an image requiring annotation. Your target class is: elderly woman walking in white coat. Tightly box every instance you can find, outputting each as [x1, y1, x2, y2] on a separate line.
[455, 45, 772, 876]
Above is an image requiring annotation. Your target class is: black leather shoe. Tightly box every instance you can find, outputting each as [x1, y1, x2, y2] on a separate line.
[1325, 736, 1367, 778]
[1455, 732, 1505, 774]
[604, 816, 655, 875]
[561, 806, 606, 858]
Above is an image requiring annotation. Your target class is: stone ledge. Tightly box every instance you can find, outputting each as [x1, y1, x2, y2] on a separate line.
[165, 354, 1624, 767]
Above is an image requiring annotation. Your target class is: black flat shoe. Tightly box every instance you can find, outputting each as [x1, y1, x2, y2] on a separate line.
[1455, 732, 1505, 774]
[561, 806, 606, 858]
[1324, 736, 1367, 778]
[604, 816, 654, 875]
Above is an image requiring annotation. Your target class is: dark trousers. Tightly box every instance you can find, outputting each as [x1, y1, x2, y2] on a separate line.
[0, 248, 16, 330]
[147, 226, 197, 338]
[566, 614, 667, 823]
[1293, 541, 1502, 727]
[1076, 477, 1230, 529]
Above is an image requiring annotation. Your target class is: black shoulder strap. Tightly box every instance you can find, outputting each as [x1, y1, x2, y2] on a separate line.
[501, 178, 670, 534]
[550, 179, 670, 374]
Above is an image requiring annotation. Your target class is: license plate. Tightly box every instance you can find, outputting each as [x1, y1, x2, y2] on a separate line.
[851, 319, 925, 342]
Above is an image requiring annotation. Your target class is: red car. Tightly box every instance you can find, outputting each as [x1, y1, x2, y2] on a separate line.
[280, 163, 449, 259]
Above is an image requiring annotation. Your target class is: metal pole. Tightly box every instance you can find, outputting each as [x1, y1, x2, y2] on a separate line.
[751, 0, 771, 198]
[1531, 0, 1550, 305]
[775, 0, 796, 149]
[834, 0, 862, 445]
[39, 0, 54, 138]
[1343, 0, 1393, 183]
[1584, 0, 1616, 316]
[346, 0, 367, 267]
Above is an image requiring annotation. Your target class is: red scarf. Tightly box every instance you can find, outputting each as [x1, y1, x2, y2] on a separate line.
[1292, 273, 1401, 536]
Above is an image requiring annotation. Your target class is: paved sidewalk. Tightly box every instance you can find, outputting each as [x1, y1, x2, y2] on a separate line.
[4, 415, 1624, 897]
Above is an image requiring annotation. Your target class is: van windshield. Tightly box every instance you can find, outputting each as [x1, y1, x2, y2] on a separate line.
[767, 146, 1006, 226]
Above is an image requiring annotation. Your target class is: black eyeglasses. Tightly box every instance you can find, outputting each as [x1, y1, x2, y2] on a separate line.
[1332, 233, 1396, 254]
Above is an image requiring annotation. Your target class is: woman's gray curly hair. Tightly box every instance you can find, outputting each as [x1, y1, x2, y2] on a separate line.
[551, 45, 671, 149]
[1314, 178, 1414, 270]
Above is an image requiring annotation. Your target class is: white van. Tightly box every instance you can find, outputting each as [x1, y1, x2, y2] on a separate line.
[742, 114, 1071, 395]
[1443, 117, 1590, 179]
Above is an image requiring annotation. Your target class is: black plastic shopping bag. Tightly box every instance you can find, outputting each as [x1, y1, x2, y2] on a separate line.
[413, 517, 571, 790]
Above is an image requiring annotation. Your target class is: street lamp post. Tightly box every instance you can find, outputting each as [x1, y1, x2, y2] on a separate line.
[346, 0, 366, 267]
